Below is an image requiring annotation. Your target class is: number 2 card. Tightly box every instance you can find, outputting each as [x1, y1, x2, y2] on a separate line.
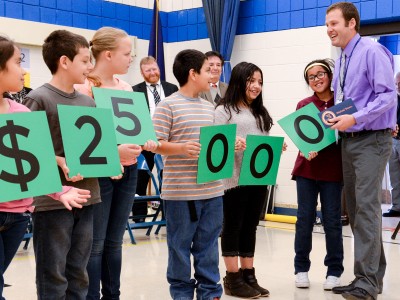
[58, 105, 122, 178]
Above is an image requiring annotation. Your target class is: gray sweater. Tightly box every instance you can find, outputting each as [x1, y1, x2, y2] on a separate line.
[214, 105, 268, 190]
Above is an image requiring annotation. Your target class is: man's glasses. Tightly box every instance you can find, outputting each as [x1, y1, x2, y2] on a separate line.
[308, 71, 328, 82]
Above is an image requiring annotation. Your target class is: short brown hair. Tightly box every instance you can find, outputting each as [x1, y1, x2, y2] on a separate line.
[43, 30, 89, 74]
[173, 49, 206, 87]
[327, 2, 360, 32]
[139, 56, 158, 68]
[205, 51, 224, 65]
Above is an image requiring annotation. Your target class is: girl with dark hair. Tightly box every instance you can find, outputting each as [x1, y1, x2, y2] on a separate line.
[0, 35, 91, 300]
[292, 59, 344, 290]
[215, 62, 274, 298]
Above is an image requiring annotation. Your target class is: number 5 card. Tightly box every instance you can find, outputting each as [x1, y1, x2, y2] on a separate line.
[92, 87, 157, 145]
[58, 105, 122, 178]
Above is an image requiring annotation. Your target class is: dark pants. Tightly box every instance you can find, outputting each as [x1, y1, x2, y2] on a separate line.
[0, 212, 30, 300]
[221, 186, 267, 257]
[294, 176, 344, 277]
[342, 131, 391, 299]
[132, 150, 154, 219]
[87, 164, 138, 300]
[33, 206, 93, 300]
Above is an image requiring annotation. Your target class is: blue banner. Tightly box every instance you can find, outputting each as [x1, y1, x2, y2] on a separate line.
[148, 0, 166, 81]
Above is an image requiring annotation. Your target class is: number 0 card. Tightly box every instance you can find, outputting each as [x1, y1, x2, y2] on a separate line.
[58, 105, 122, 178]
[277, 103, 335, 159]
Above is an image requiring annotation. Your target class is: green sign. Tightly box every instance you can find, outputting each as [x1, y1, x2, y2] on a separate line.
[0, 111, 62, 202]
[92, 87, 157, 145]
[58, 105, 122, 178]
[277, 103, 336, 159]
[197, 124, 236, 184]
[239, 135, 284, 185]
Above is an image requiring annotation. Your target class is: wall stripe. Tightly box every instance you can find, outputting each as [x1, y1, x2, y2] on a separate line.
[0, 0, 400, 49]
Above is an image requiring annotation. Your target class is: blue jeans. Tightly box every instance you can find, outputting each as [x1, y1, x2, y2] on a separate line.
[87, 164, 137, 300]
[33, 206, 94, 300]
[165, 197, 223, 300]
[294, 176, 344, 277]
[0, 212, 30, 300]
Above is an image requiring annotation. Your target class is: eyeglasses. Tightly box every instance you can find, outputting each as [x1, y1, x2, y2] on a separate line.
[308, 71, 328, 82]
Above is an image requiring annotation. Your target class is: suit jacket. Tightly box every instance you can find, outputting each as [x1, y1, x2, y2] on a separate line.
[199, 81, 228, 105]
[132, 81, 178, 109]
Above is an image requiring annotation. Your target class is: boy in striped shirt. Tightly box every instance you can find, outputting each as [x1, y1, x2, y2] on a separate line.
[152, 49, 224, 300]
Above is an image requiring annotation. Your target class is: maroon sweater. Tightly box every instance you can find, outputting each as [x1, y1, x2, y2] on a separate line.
[291, 94, 343, 182]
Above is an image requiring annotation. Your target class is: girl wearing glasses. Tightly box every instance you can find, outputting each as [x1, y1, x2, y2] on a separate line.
[292, 59, 344, 290]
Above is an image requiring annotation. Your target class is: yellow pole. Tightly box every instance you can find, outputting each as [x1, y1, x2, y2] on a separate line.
[265, 214, 297, 224]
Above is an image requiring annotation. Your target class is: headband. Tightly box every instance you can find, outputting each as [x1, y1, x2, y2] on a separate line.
[304, 63, 330, 77]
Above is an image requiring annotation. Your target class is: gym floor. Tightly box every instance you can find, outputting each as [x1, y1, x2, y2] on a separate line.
[4, 204, 399, 300]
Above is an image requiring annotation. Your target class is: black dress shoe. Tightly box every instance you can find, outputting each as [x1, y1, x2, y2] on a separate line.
[341, 215, 350, 226]
[382, 209, 400, 217]
[332, 279, 357, 294]
[342, 287, 373, 300]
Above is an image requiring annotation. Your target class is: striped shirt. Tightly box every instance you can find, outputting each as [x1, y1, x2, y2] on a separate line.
[153, 92, 224, 200]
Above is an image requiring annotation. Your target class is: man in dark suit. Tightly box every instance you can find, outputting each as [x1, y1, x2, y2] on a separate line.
[132, 56, 178, 221]
[199, 51, 228, 105]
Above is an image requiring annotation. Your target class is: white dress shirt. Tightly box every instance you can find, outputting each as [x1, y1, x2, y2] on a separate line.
[146, 80, 165, 117]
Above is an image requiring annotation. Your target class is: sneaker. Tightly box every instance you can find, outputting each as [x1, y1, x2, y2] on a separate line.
[314, 216, 322, 226]
[295, 272, 310, 288]
[323, 276, 341, 290]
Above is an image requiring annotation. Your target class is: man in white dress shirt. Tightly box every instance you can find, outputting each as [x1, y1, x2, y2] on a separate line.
[132, 57, 178, 221]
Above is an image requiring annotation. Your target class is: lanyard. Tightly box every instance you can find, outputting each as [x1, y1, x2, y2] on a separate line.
[339, 36, 361, 92]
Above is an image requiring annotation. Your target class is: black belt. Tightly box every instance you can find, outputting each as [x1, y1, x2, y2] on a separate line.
[393, 136, 400, 140]
[339, 128, 391, 138]
[188, 201, 198, 222]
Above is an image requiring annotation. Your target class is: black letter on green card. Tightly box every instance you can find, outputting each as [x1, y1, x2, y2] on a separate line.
[111, 97, 141, 136]
[206, 133, 228, 173]
[75, 115, 107, 165]
[0, 120, 40, 192]
[294, 115, 323, 144]
[250, 144, 273, 179]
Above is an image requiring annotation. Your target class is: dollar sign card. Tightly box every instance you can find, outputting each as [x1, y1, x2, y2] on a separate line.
[0, 111, 62, 202]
